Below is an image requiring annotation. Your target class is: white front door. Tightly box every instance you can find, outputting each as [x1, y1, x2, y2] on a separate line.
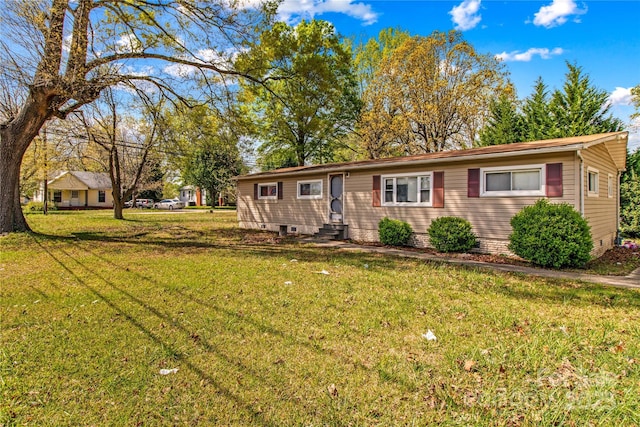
[70, 190, 80, 206]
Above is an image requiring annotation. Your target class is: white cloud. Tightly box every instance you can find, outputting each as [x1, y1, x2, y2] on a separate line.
[115, 34, 143, 54]
[496, 47, 564, 62]
[449, 0, 482, 31]
[532, 0, 586, 28]
[162, 48, 236, 78]
[277, 0, 379, 26]
[608, 87, 633, 107]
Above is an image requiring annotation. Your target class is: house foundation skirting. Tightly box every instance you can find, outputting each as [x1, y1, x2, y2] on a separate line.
[238, 221, 319, 237]
[238, 222, 613, 258]
[348, 228, 511, 255]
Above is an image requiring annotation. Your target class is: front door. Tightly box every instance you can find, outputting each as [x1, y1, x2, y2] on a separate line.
[70, 190, 80, 207]
[329, 174, 344, 223]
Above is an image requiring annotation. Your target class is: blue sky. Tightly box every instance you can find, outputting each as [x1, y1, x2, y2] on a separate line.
[273, 0, 640, 150]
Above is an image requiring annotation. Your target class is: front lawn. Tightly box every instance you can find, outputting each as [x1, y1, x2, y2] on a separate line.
[2, 211, 639, 425]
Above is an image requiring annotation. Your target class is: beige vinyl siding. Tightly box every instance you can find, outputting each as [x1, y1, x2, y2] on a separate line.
[87, 189, 113, 206]
[237, 173, 328, 233]
[344, 152, 576, 247]
[581, 144, 620, 253]
[48, 173, 87, 190]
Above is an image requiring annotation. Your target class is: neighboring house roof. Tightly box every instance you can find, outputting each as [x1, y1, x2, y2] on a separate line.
[48, 171, 112, 190]
[236, 131, 628, 180]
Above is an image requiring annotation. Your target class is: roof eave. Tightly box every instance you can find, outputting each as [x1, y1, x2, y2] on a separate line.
[235, 143, 587, 181]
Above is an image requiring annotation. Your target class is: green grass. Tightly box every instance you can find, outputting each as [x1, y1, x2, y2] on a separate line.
[2, 211, 640, 426]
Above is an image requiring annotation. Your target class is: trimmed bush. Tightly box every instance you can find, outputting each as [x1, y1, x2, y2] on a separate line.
[509, 199, 592, 268]
[378, 217, 413, 246]
[24, 202, 56, 212]
[427, 216, 477, 253]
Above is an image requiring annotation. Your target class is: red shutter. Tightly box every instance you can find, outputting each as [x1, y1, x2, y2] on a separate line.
[546, 163, 563, 197]
[254, 183, 258, 200]
[433, 171, 444, 208]
[468, 169, 480, 198]
[277, 181, 283, 200]
[372, 175, 381, 207]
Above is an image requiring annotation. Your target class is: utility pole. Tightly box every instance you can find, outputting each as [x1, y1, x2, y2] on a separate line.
[42, 124, 48, 215]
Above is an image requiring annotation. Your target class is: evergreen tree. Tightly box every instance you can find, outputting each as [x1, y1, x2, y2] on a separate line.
[549, 63, 623, 137]
[478, 94, 524, 146]
[521, 78, 555, 141]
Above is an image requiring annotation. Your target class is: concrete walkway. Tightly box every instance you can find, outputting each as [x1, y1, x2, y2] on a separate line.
[302, 239, 640, 290]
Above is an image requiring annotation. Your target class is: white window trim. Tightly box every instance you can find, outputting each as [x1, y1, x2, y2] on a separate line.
[607, 173, 614, 198]
[257, 182, 278, 200]
[381, 171, 433, 207]
[297, 179, 323, 200]
[480, 164, 545, 197]
[587, 167, 599, 197]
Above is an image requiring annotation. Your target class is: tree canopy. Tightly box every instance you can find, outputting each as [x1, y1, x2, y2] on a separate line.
[163, 104, 244, 205]
[479, 63, 624, 145]
[356, 30, 512, 157]
[0, 0, 275, 232]
[236, 19, 361, 169]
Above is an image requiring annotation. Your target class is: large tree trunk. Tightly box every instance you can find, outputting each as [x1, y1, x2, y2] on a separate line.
[0, 147, 30, 233]
[0, 92, 52, 233]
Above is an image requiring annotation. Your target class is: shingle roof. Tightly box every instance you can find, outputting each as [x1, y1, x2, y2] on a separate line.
[236, 131, 628, 180]
[71, 172, 112, 189]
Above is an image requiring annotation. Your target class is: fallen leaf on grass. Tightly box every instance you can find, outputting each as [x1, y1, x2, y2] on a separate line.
[463, 359, 476, 372]
[327, 383, 338, 397]
[610, 342, 625, 353]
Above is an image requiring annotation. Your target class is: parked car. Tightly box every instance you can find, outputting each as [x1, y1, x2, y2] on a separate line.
[135, 199, 154, 208]
[124, 200, 134, 208]
[153, 198, 185, 210]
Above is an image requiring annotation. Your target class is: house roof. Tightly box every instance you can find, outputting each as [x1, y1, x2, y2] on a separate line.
[48, 171, 112, 189]
[236, 131, 629, 180]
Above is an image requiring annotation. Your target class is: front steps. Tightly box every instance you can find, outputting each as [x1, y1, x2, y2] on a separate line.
[314, 224, 348, 241]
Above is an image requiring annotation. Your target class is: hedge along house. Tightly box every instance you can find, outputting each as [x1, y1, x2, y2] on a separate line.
[236, 132, 628, 257]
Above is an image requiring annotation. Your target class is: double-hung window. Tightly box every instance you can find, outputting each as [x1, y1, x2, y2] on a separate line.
[481, 165, 544, 197]
[297, 180, 322, 199]
[587, 168, 599, 197]
[98, 190, 106, 203]
[258, 183, 278, 199]
[382, 173, 432, 206]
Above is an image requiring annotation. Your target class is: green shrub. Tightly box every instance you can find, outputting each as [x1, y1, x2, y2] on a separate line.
[378, 217, 413, 246]
[509, 199, 592, 268]
[24, 202, 56, 212]
[427, 216, 477, 253]
[620, 175, 640, 237]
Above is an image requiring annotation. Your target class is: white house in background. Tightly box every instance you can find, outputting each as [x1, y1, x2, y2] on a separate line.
[179, 185, 207, 206]
[35, 171, 113, 209]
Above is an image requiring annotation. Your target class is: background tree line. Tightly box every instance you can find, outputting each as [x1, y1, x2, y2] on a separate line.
[2, 0, 637, 234]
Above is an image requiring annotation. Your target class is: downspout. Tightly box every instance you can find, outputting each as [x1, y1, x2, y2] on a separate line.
[616, 170, 622, 245]
[577, 150, 585, 216]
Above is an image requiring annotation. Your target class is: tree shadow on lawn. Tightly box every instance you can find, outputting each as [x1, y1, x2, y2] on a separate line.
[28, 229, 640, 311]
[28, 234, 396, 423]
[30, 237, 334, 426]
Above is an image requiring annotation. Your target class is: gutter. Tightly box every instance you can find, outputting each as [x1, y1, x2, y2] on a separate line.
[616, 170, 622, 244]
[577, 150, 585, 216]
